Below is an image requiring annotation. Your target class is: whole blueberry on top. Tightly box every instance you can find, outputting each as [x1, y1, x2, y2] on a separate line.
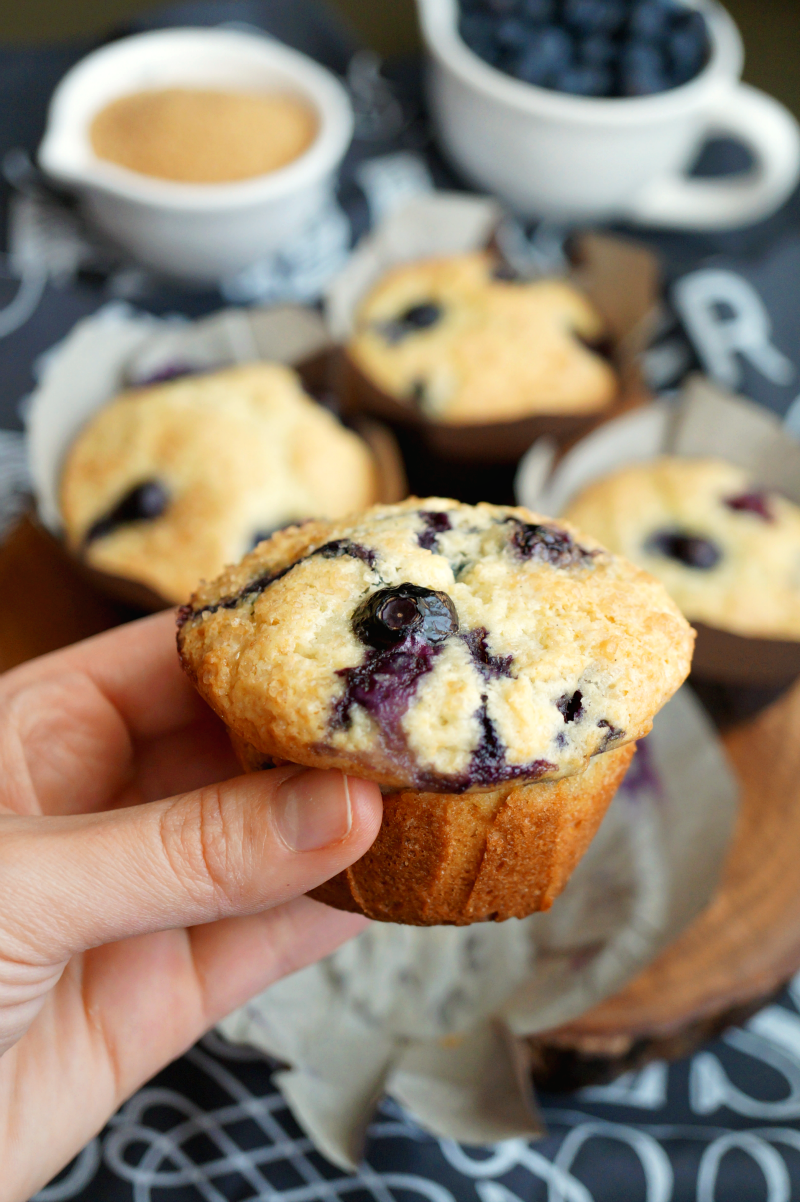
[647, 530, 722, 570]
[86, 479, 169, 543]
[353, 584, 459, 649]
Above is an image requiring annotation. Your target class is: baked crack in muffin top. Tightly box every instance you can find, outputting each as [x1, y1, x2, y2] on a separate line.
[178, 498, 693, 792]
[564, 457, 800, 640]
[347, 252, 618, 424]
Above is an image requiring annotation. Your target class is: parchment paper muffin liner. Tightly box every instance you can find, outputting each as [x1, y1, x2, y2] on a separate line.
[220, 684, 737, 1168]
[516, 375, 800, 696]
[25, 302, 406, 611]
[325, 193, 659, 469]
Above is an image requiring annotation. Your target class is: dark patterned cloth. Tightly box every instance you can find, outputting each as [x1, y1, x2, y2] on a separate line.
[38, 980, 800, 1202]
[3, 3, 800, 1199]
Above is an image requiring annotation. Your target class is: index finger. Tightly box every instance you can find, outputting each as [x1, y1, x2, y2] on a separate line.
[3, 611, 204, 741]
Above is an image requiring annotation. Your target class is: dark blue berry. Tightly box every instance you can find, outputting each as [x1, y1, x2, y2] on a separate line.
[558, 690, 584, 723]
[647, 530, 722, 569]
[496, 15, 530, 47]
[667, 21, 708, 83]
[417, 510, 453, 552]
[598, 718, 625, 748]
[620, 41, 669, 94]
[485, 0, 520, 13]
[318, 540, 377, 566]
[555, 64, 612, 95]
[379, 301, 443, 344]
[563, 0, 626, 35]
[353, 584, 459, 650]
[520, 0, 555, 20]
[578, 33, 615, 66]
[462, 628, 514, 679]
[511, 25, 573, 85]
[724, 492, 774, 522]
[509, 520, 594, 567]
[86, 480, 169, 543]
[466, 696, 555, 789]
[629, 0, 677, 41]
[459, 11, 498, 58]
[333, 642, 439, 738]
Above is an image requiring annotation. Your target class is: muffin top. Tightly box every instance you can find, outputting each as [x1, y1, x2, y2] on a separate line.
[61, 363, 379, 604]
[178, 498, 693, 793]
[564, 457, 800, 641]
[347, 251, 617, 424]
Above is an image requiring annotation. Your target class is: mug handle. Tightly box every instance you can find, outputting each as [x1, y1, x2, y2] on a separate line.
[628, 83, 800, 229]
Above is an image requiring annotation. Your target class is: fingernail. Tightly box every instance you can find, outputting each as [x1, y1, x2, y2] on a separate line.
[274, 769, 353, 852]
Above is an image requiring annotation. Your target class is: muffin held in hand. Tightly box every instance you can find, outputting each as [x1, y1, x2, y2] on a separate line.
[347, 251, 618, 424]
[178, 498, 693, 925]
[60, 363, 380, 605]
[564, 457, 800, 641]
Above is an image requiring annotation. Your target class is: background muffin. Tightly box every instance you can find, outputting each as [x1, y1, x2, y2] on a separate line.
[564, 457, 800, 640]
[347, 251, 618, 424]
[60, 362, 380, 604]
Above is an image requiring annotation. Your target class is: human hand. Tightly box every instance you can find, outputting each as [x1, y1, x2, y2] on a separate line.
[0, 611, 382, 1201]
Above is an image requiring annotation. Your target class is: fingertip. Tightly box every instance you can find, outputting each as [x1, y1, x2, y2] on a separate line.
[344, 775, 383, 851]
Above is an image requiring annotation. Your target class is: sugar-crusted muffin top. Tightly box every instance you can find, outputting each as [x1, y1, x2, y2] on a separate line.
[60, 363, 379, 604]
[346, 251, 618, 424]
[178, 498, 693, 793]
[563, 457, 800, 640]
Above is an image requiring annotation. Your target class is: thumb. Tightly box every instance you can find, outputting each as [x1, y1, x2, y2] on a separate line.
[1, 768, 382, 964]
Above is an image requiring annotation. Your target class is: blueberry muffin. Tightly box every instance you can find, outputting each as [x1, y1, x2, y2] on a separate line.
[60, 363, 380, 605]
[178, 498, 692, 924]
[564, 458, 800, 641]
[346, 252, 618, 424]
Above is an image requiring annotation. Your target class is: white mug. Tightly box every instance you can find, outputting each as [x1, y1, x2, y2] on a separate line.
[38, 29, 354, 284]
[417, 0, 800, 229]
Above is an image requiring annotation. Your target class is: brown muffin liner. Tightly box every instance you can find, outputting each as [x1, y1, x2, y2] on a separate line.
[233, 733, 635, 926]
[691, 621, 800, 689]
[333, 224, 659, 466]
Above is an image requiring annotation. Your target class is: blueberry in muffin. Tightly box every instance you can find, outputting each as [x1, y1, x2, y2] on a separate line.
[60, 363, 380, 605]
[178, 498, 692, 924]
[564, 457, 800, 640]
[347, 252, 617, 425]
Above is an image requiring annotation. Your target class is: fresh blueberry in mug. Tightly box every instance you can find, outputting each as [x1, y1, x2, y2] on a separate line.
[520, 0, 555, 21]
[563, 0, 626, 35]
[556, 64, 612, 95]
[578, 33, 615, 67]
[496, 16, 530, 48]
[629, 0, 677, 41]
[512, 26, 573, 85]
[668, 21, 709, 83]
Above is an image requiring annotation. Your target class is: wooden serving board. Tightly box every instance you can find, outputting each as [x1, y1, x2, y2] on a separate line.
[3, 515, 799, 1089]
[531, 676, 800, 1089]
